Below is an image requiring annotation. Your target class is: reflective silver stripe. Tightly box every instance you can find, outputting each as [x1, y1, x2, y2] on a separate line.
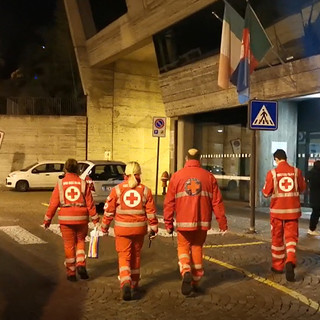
[286, 248, 296, 253]
[61, 203, 86, 207]
[176, 221, 210, 228]
[59, 215, 88, 221]
[44, 215, 51, 221]
[120, 276, 131, 283]
[272, 253, 285, 259]
[286, 241, 297, 247]
[68, 266, 76, 271]
[91, 214, 99, 220]
[271, 192, 300, 198]
[147, 213, 156, 219]
[175, 191, 212, 198]
[143, 186, 149, 205]
[120, 266, 131, 273]
[179, 254, 190, 260]
[271, 169, 278, 195]
[81, 179, 86, 194]
[115, 185, 121, 198]
[65, 258, 75, 263]
[192, 264, 203, 269]
[116, 208, 145, 215]
[131, 269, 140, 274]
[176, 191, 187, 198]
[181, 264, 191, 270]
[294, 167, 298, 192]
[270, 208, 301, 214]
[58, 179, 65, 205]
[114, 221, 147, 227]
[104, 212, 114, 217]
[201, 191, 212, 198]
[76, 249, 85, 255]
[76, 257, 85, 262]
[271, 245, 285, 251]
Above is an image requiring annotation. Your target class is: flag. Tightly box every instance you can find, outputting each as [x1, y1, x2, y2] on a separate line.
[235, 4, 272, 103]
[217, 2, 244, 89]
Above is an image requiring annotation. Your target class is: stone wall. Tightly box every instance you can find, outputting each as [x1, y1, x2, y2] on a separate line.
[0, 115, 86, 187]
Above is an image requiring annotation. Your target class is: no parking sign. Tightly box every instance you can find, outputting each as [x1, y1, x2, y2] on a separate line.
[152, 117, 166, 137]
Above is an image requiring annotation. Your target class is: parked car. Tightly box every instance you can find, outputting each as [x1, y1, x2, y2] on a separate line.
[202, 165, 238, 191]
[77, 160, 126, 207]
[5, 161, 65, 192]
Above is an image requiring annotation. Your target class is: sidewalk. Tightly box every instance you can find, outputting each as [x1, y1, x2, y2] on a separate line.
[155, 195, 320, 253]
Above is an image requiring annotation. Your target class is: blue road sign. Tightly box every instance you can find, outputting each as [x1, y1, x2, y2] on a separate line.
[249, 100, 278, 130]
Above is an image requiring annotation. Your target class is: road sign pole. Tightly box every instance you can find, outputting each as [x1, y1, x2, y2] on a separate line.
[155, 137, 160, 203]
[249, 130, 256, 233]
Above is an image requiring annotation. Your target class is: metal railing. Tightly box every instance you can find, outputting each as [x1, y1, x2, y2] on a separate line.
[0, 96, 86, 116]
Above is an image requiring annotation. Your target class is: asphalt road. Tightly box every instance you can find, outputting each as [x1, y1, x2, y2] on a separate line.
[0, 190, 320, 320]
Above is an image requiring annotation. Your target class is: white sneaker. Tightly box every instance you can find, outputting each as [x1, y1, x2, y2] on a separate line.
[307, 229, 320, 236]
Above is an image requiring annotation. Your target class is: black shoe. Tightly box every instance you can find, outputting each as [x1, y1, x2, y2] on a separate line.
[67, 275, 77, 282]
[77, 266, 89, 280]
[121, 283, 132, 301]
[271, 267, 284, 274]
[285, 262, 295, 282]
[181, 272, 192, 296]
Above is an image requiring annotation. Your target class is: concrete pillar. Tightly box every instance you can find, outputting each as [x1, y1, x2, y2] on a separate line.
[177, 116, 194, 170]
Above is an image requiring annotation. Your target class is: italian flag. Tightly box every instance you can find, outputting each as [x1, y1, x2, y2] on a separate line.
[218, 2, 244, 90]
[235, 4, 272, 103]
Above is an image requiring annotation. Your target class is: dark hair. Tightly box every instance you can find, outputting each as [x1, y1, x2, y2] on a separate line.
[64, 158, 78, 174]
[273, 149, 287, 161]
[186, 148, 201, 160]
[314, 160, 320, 170]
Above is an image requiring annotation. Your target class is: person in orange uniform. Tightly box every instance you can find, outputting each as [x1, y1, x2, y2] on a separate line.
[101, 161, 158, 301]
[43, 159, 100, 282]
[164, 148, 227, 295]
[262, 149, 306, 282]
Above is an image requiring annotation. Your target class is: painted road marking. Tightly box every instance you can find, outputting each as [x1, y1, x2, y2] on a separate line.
[203, 255, 320, 312]
[204, 241, 264, 248]
[0, 226, 47, 245]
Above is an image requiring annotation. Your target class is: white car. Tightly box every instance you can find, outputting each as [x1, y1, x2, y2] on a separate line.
[78, 160, 126, 207]
[5, 161, 65, 192]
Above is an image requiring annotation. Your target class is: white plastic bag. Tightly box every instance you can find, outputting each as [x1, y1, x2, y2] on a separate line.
[88, 227, 99, 258]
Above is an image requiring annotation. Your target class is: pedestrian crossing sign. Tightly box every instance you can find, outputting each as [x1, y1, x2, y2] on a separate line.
[249, 100, 278, 130]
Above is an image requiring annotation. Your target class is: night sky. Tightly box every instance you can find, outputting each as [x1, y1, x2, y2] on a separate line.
[0, 0, 56, 78]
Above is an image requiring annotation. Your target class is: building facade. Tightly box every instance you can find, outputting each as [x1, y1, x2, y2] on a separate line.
[64, 0, 320, 204]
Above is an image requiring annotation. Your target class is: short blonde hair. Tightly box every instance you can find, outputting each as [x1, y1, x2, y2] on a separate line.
[125, 161, 141, 188]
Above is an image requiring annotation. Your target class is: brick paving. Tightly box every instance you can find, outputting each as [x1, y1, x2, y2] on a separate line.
[1, 191, 320, 320]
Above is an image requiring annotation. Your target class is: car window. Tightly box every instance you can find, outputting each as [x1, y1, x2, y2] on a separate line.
[47, 163, 64, 172]
[89, 164, 125, 181]
[21, 162, 38, 171]
[32, 164, 47, 173]
[78, 163, 90, 174]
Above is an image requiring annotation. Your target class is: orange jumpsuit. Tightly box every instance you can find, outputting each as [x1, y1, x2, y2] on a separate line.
[262, 161, 306, 271]
[44, 173, 99, 276]
[164, 159, 227, 285]
[101, 180, 158, 289]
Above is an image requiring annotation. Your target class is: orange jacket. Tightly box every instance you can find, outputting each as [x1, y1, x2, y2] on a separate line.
[262, 161, 306, 220]
[101, 181, 158, 236]
[164, 160, 227, 231]
[44, 173, 99, 225]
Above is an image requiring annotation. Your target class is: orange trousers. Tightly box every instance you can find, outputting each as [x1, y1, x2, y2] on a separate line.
[60, 224, 88, 276]
[271, 217, 298, 271]
[177, 230, 207, 286]
[115, 235, 144, 289]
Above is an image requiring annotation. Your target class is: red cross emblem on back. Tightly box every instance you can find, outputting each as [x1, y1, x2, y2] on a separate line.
[65, 186, 80, 201]
[185, 178, 202, 196]
[123, 189, 141, 207]
[279, 176, 294, 192]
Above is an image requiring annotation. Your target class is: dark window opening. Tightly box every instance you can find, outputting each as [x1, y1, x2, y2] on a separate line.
[153, 0, 320, 73]
[89, 0, 128, 32]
